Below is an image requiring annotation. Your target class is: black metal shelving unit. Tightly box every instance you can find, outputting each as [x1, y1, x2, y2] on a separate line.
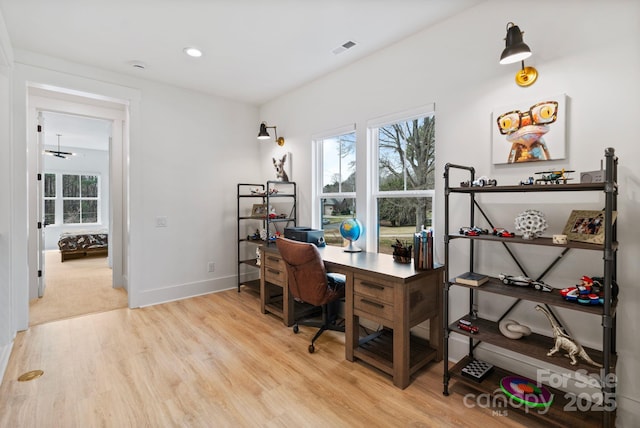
[236, 181, 296, 292]
[442, 148, 618, 427]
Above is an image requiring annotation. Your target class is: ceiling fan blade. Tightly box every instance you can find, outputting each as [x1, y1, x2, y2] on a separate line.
[45, 149, 74, 156]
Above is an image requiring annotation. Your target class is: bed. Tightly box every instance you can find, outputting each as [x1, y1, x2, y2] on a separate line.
[58, 230, 109, 262]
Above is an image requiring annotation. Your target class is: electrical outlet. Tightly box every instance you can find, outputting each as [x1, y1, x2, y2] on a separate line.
[155, 216, 168, 227]
[207, 262, 215, 273]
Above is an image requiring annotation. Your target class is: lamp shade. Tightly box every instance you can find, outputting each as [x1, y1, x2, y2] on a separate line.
[499, 23, 532, 65]
[257, 123, 270, 140]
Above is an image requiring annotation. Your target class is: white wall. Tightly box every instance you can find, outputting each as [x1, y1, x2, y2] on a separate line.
[0, 10, 14, 382]
[9, 52, 262, 322]
[258, 1, 640, 425]
[42, 147, 110, 250]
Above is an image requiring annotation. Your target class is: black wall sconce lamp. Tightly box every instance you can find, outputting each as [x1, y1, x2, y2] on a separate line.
[257, 122, 285, 146]
[499, 22, 538, 87]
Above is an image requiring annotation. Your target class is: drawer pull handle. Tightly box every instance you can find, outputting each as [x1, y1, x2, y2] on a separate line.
[361, 299, 384, 309]
[267, 269, 280, 275]
[361, 281, 384, 290]
[267, 257, 280, 262]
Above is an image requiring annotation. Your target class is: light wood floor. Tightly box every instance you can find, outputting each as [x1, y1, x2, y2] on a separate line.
[29, 250, 128, 326]
[2, 287, 533, 427]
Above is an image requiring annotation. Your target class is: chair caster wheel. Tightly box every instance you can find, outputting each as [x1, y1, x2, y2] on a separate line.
[308, 344, 315, 353]
[293, 324, 299, 334]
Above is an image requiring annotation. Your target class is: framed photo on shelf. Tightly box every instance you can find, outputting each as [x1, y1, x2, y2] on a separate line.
[562, 210, 616, 244]
[251, 204, 268, 218]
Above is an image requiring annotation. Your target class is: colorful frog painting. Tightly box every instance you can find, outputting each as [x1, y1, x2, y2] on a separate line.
[496, 100, 558, 163]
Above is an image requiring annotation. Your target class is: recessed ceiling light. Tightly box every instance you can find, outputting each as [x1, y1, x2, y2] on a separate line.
[184, 47, 203, 58]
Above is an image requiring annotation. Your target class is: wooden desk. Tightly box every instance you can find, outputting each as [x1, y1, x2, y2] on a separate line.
[260, 244, 443, 389]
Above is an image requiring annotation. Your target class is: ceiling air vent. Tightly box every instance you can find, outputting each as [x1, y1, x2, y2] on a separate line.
[332, 40, 357, 55]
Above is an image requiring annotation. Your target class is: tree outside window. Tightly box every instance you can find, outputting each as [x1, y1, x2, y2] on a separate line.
[62, 174, 99, 224]
[376, 114, 435, 254]
[43, 173, 56, 226]
[318, 130, 356, 247]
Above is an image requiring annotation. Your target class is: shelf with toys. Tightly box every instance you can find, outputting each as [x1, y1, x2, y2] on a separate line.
[442, 148, 618, 428]
[236, 181, 297, 292]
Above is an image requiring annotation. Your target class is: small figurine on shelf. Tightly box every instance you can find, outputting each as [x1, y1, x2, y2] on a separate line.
[268, 207, 277, 219]
[534, 168, 575, 185]
[492, 227, 515, 237]
[255, 247, 261, 266]
[498, 319, 532, 340]
[559, 275, 611, 305]
[459, 226, 489, 236]
[519, 176, 535, 185]
[247, 229, 261, 241]
[514, 209, 547, 239]
[460, 176, 497, 187]
[457, 319, 479, 334]
[267, 231, 282, 243]
[499, 273, 553, 292]
[535, 305, 602, 367]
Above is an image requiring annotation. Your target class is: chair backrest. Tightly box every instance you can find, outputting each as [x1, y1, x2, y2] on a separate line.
[275, 237, 330, 307]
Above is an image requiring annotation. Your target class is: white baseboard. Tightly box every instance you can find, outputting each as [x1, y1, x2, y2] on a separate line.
[0, 340, 14, 385]
[136, 275, 237, 308]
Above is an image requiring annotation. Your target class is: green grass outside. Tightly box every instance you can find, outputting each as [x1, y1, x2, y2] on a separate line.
[323, 217, 417, 255]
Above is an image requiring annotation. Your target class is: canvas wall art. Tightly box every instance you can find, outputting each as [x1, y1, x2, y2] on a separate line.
[492, 94, 567, 165]
[272, 152, 291, 182]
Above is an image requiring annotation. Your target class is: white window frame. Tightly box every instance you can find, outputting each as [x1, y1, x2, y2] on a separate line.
[366, 103, 436, 252]
[46, 172, 102, 225]
[312, 124, 357, 228]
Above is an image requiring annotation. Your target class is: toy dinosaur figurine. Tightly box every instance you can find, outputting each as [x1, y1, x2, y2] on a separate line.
[535, 305, 602, 368]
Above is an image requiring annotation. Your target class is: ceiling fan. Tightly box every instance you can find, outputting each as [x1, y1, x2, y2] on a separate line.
[45, 134, 76, 159]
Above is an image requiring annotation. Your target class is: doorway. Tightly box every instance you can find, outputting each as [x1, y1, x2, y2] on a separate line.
[29, 110, 127, 326]
[27, 86, 129, 326]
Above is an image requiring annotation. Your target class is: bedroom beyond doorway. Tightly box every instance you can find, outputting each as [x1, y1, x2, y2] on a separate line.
[29, 250, 127, 326]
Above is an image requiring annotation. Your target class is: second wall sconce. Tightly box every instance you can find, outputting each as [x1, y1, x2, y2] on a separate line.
[257, 122, 285, 146]
[499, 22, 538, 87]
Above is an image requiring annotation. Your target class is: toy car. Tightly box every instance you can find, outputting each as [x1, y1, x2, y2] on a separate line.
[473, 176, 497, 187]
[457, 319, 479, 334]
[520, 177, 535, 185]
[459, 226, 489, 236]
[560, 275, 617, 305]
[499, 274, 552, 292]
[492, 227, 515, 237]
[533, 282, 554, 292]
[461, 176, 498, 187]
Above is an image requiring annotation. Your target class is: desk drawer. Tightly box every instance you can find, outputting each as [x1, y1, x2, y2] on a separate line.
[354, 276, 394, 304]
[263, 254, 285, 271]
[264, 266, 286, 287]
[354, 293, 394, 323]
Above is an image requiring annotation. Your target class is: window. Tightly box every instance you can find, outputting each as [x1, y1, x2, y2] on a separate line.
[370, 106, 436, 254]
[43, 173, 56, 226]
[62, 174, 99, 224]
[315, 126, 356, 247]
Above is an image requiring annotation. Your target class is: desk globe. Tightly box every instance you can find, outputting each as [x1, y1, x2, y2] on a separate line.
[339, 218, 363, 252]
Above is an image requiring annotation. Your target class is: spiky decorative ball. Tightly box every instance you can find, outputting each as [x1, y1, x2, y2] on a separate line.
[514, 209, 547, 240]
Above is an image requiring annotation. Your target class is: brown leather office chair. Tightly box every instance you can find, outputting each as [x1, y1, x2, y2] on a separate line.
[275, 237, 345, 353]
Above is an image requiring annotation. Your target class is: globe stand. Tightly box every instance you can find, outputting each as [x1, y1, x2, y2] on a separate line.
[343, 239, 362, 253]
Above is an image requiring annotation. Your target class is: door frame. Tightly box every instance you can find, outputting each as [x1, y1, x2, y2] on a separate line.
[29, 91, 127, 297]
[11, 66, 141, 332]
